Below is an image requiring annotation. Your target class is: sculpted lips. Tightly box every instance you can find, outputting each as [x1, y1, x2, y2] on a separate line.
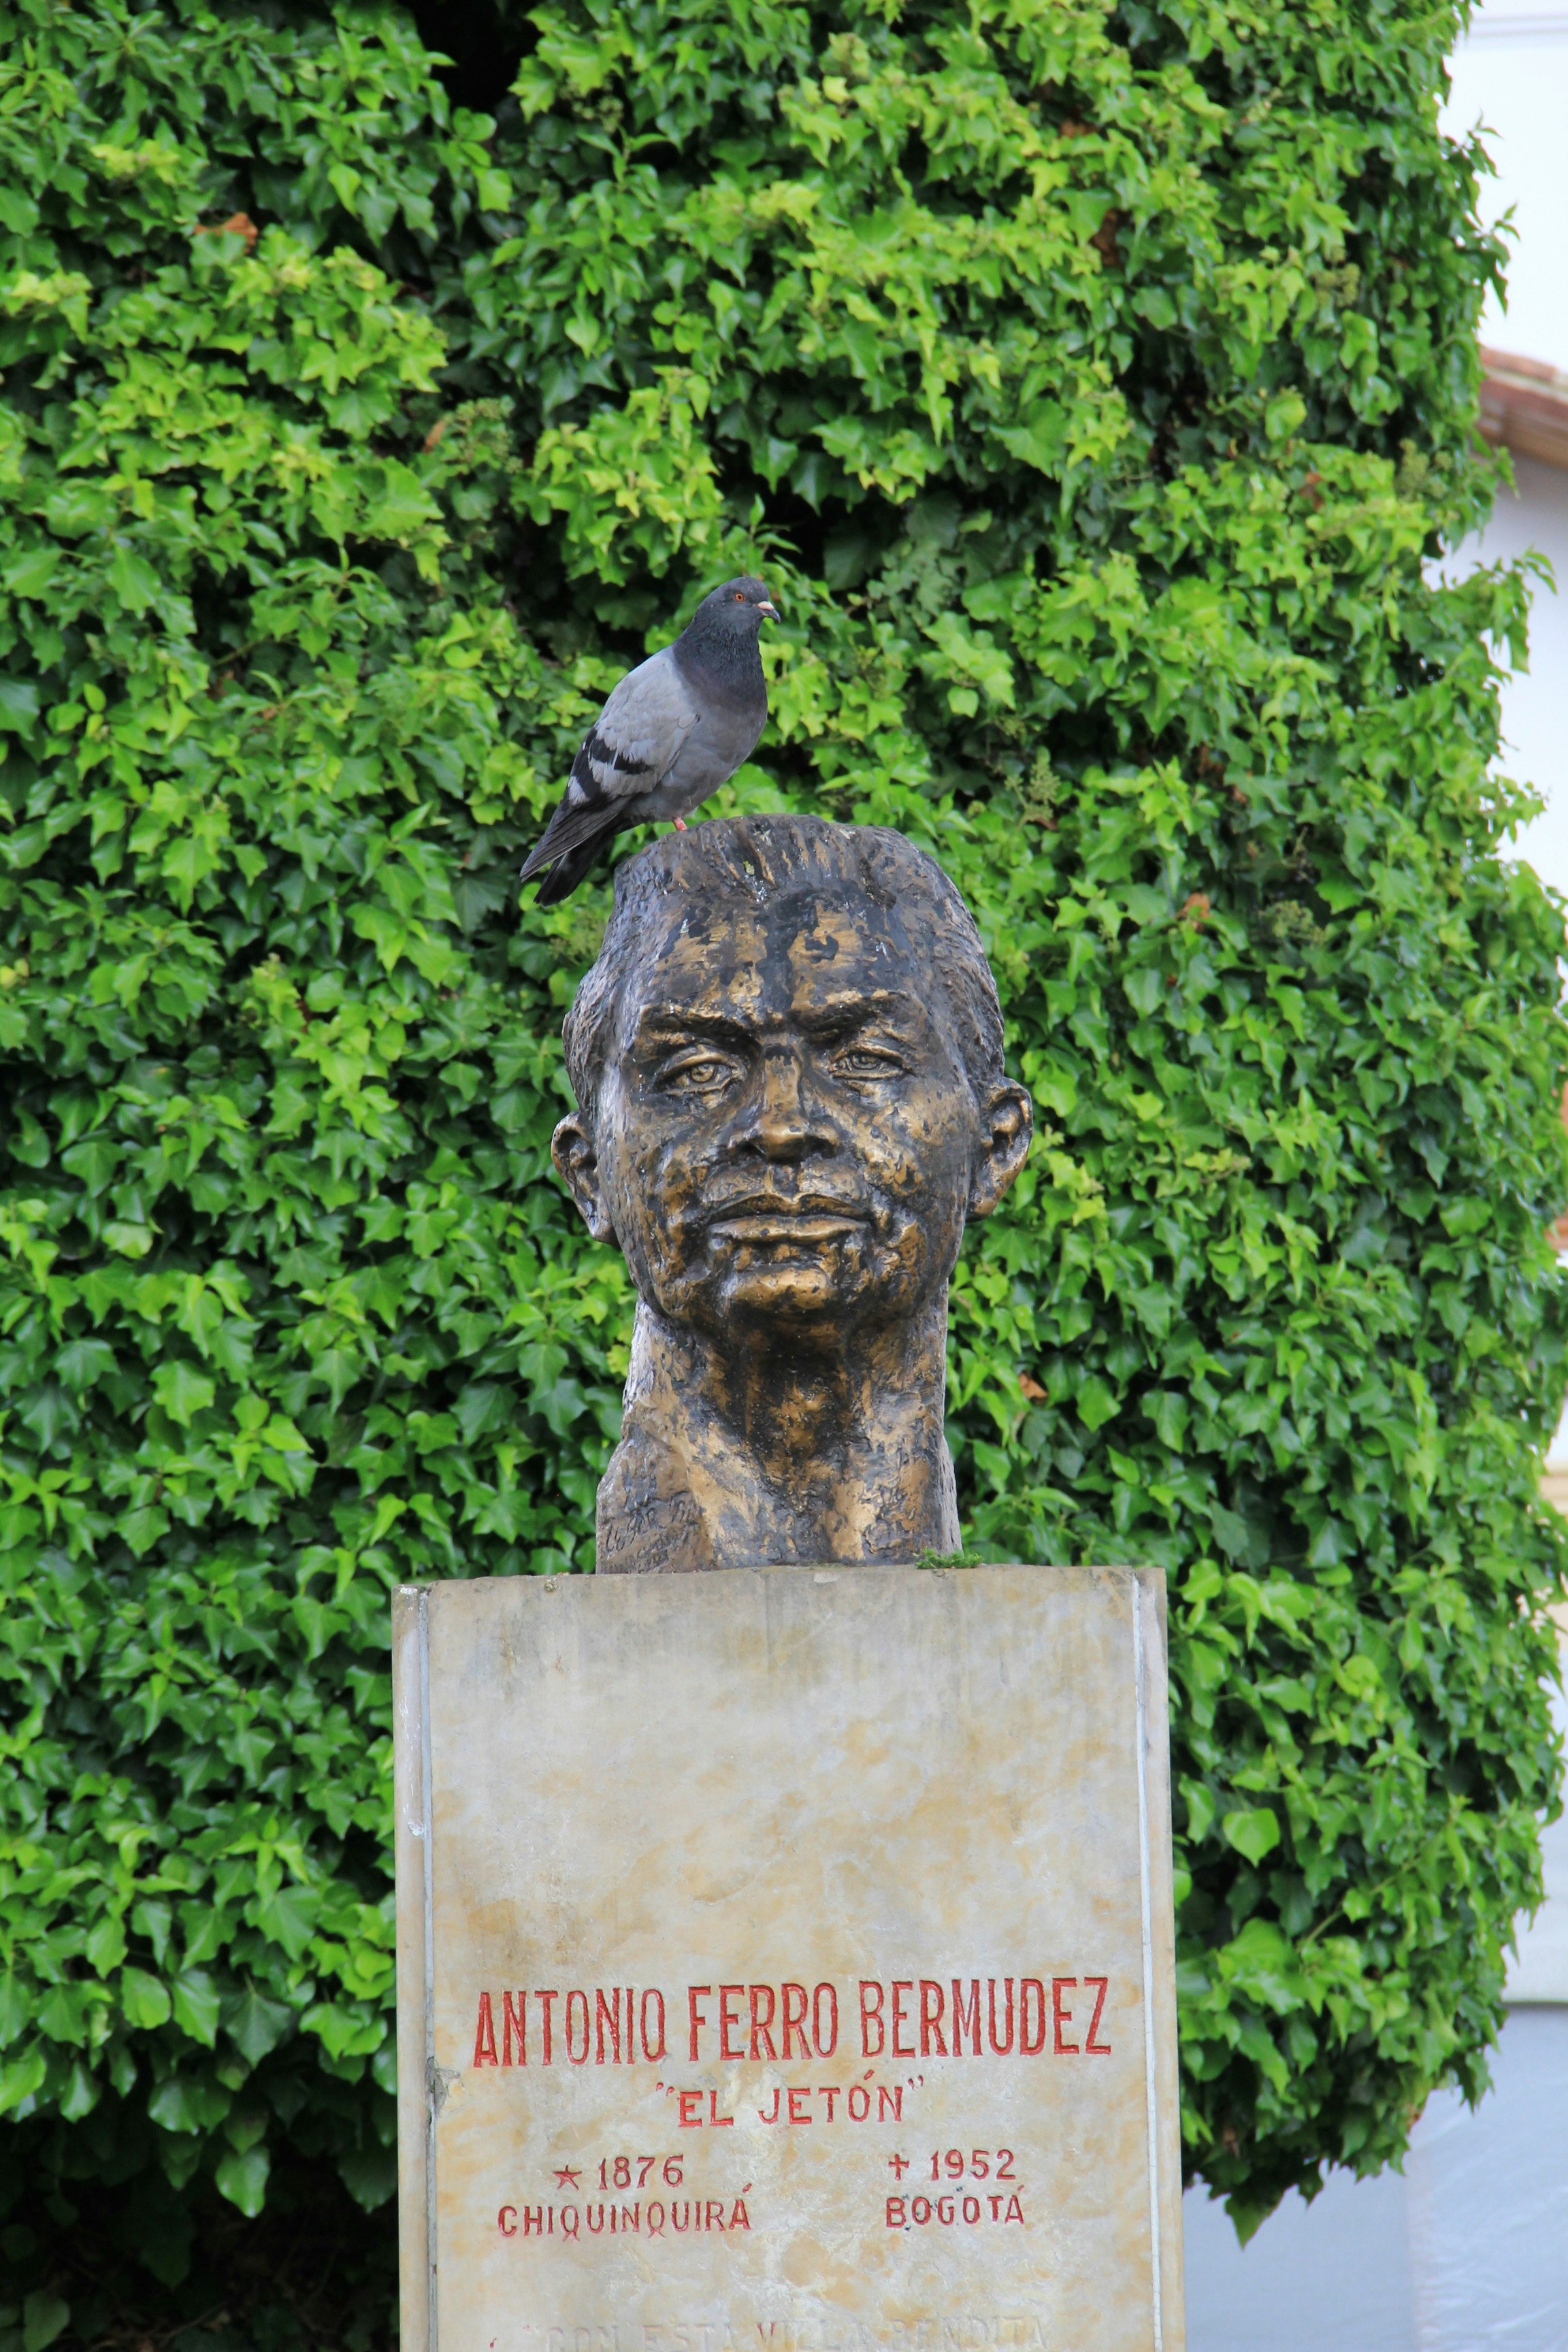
[703, 1191, 870, 1244]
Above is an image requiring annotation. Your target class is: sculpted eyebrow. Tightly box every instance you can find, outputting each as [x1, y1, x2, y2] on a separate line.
[634, 1010, 753, 1047]
[632, 990, 924, 1047]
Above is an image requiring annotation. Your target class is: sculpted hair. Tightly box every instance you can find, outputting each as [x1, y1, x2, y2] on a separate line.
[562, 815, 1008, 1126]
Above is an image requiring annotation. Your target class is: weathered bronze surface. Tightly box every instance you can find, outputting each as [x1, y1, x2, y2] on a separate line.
[552, 815, 1032, 1571]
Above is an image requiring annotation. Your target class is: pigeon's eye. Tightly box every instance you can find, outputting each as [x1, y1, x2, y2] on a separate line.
[734, 591, 745, 601]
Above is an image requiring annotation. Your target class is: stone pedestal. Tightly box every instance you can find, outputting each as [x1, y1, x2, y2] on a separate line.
[394, 1565, 1183, 2352]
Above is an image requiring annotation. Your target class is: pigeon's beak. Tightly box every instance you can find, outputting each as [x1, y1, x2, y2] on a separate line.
[757, 600, 781, 620]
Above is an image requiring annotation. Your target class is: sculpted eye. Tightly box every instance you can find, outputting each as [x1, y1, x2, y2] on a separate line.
[659, 1054, 734, 1094]
[834, 1047, 904, 1078]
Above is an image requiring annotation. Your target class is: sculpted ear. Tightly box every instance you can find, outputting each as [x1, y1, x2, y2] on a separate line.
[551, 1111, 617, 1243]
[968, 1083, 1033, 1220]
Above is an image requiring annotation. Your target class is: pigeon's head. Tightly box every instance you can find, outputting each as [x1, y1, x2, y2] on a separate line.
[693, 575, 781, 633]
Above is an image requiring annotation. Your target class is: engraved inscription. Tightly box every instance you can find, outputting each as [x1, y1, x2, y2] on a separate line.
[470, 1975, 1113, 2070]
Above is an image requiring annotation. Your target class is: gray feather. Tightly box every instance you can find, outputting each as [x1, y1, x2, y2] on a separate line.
[574, 648, 698, 804]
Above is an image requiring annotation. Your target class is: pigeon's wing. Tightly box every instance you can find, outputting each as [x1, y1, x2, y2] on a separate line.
[574, 644, 700, 799]
[519, 648, 698, 882]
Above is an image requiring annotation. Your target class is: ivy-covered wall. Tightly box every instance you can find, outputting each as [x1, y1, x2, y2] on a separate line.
[1, 0, 1565, 2339]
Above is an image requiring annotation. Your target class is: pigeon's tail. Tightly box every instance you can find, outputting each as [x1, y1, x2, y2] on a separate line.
[528, 822, 619, 905]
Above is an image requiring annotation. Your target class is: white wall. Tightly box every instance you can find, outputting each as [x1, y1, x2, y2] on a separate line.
[1447, 457, 1568, 897]
[1183, 2008, 1568, 2352]
[1442, 0, 1568, 1471]
[1441, 1, 1568, 892]
[1442, 0, 1568, 378]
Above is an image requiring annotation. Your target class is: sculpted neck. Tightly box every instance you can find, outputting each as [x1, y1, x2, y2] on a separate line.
[595, 1299, 961, 1573]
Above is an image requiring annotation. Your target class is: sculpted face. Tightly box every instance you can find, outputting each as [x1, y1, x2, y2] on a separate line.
[553, 888, 1032, 1348]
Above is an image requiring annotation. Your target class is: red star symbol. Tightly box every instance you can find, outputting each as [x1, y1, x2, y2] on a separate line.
[887, 2153, 910, 2178]
[553, 2166, 582, 2189]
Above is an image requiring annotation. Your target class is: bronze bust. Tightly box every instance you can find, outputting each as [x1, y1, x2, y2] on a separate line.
[551, 816, 1033, 1571]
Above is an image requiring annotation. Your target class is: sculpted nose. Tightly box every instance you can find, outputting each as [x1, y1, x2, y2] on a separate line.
[734, 1050, 836, 1164]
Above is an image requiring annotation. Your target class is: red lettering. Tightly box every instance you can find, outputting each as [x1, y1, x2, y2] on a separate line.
[812, 1981, 839, 2058]
[1004, 2195, 1024, 2224]
[498, 2204, 517, 2235]
[705, 2200, 725, 2230]
[859, 1980, 885, 2057]
[951, 1979, 980, 2056]
[749, 1984, 777, 2061]
[473, 1992, 498, 2068]
[987, 1977, 1014, 2056]
[566, 1989, 591, 2064]
[640, 1988, 666, 2062]
[687, 1985, 711, 2063]
[537, 1989, 558, 2065]
[621, 2205, 639, 2231]
[587, 2204, 606, 2234]
[892, 1981, 915, 2057]
[1051, 1976, 1078, 2055]
[709, 2089, 734, 2126]
[877, 2085, 903, 2121]
[719, 1984, 746, 2061]
[678, 2089, 704, 2127]
[502, 1989, 526, 2066]
[781, 1981, 810, 2059]
[787, 2087, 811, 2123]
[963, 2196, 979, 2224]
[1084, 1975, 1111, 2054]
[1020, 1977, 1047, 2055]
[521, 2206, 545, 2236]
[848, 2085, 871, 2121]
[757, 2088, 781, 2123]
[623, 1989, 635, 2062]
[730, 2198, 751, 2231]
[919, 1980, 948, 2057]
[595, 1987, 621, 2065]
[821, 2086, 840, 2120]
[887, 2196, 907, 2229]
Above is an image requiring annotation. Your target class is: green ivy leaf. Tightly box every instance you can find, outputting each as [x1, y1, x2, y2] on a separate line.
[146, 2074, 229, 2136]
[224, 1986, 295, 2065]
[1223, 1808, 1284, 1866]
[254, 1884, 322, 1963]
[22, 2293, 69, 2352]
[152, 1360, 216, 1426]
[170, 1971, 221, 2048]
[215, 2142, 271, 2218]
[120, 1971, 172, 2031]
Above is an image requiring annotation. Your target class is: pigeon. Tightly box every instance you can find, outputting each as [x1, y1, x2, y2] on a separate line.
[519, 575, 781, 904]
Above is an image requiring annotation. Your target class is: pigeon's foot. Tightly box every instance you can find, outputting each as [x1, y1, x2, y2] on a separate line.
[674, 817, 687, 830]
